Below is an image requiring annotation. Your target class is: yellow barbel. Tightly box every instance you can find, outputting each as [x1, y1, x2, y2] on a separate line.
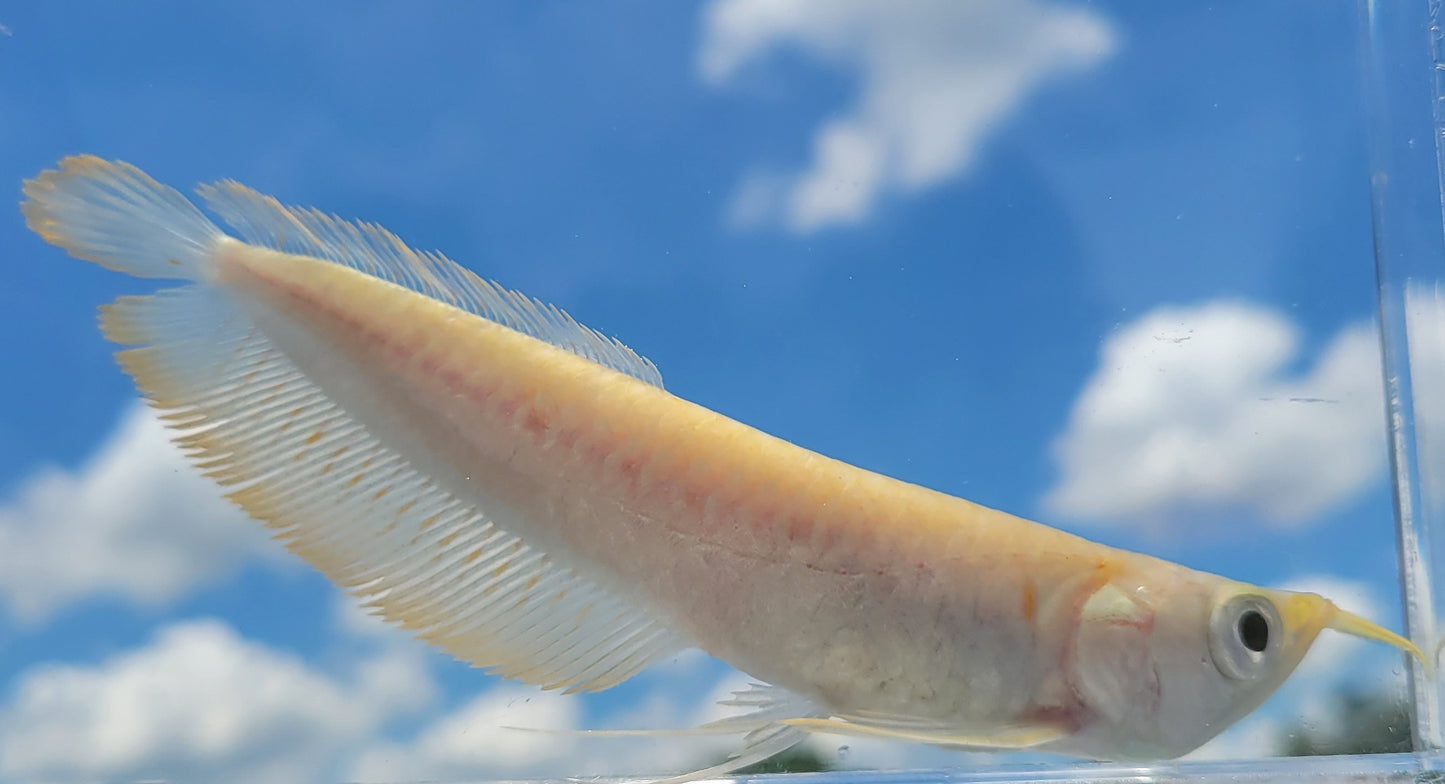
[21, 156, 1427, 781]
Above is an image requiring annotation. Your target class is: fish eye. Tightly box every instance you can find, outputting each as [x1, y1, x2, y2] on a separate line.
[1238, 608, 1269, 652]
[1209, 594, 1281, 680]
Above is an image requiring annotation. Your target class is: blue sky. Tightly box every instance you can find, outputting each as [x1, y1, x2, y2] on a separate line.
[0, 1, 1422, 780]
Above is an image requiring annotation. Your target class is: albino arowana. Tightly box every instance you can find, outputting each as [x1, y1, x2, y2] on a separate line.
[21, 156, 1427, 781]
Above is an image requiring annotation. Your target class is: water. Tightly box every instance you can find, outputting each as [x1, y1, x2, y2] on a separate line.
[3, 2, 1445, 782]
[705, 756, 1445, 784]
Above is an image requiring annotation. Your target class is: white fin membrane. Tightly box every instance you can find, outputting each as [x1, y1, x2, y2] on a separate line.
[27, 156, 686, 692]
[106, 280, 685, 693]
[24, 156, 829, 781]
[783, 713, 1065, 750]
[21, 155, 222, 278]
[661, 683, 822, 784]
[539, 683, 821, 784]
[196, 178, 664, 387]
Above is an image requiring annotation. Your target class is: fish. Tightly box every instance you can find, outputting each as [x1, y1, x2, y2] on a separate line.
[21, 155, 1428, 780]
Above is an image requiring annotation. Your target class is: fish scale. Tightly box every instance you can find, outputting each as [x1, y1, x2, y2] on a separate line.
[21, 155, 1428, 782]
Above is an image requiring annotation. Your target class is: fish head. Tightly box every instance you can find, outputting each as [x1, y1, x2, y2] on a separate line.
[1064, 573, 1425, 759]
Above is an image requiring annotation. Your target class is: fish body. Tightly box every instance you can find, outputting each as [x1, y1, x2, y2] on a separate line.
[22, 157, 1425, 779]
[223, 234, 1075, 728]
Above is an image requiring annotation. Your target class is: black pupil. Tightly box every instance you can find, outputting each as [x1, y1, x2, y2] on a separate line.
[1237, 609, 1269, 653]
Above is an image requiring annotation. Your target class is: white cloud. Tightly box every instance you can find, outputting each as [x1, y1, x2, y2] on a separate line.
[699, 0, 1115, 232]
[0, 402, 287, 624]
[330, 588, 414, 644]
[348, 658, 993, 782]
[1045, 301, 1385, 530]
[1407, 283, 1445, 530]
[1403, 284, 1445, 701]
[0, 618, 434, 784]
[350, 686, 584, 782]
[349, 660, 732, 781]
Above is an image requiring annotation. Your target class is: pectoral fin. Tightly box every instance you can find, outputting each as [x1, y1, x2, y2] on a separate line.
[782, 714, 1068, 750]
[516, 682, 822, 784]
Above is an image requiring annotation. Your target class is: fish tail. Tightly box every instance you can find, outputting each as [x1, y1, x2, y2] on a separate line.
[21, 155, 690, 698]
[21, 155, 223, 280]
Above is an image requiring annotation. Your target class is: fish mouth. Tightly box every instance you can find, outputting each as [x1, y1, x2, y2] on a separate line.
[1275, 590, 1431, 677]
[1325, 603, 1431, 676]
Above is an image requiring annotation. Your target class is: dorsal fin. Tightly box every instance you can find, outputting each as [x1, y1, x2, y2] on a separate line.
[195, 180, 665, 388]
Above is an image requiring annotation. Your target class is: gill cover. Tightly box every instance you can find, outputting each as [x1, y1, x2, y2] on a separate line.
[1069, 578, 1428, 761]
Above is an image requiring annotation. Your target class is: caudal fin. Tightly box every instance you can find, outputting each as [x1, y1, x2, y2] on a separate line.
[22, 155, 689, 696]
[21, 155, 222, 279]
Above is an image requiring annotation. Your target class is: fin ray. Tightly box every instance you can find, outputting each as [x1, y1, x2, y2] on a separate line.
[782, 713, 1066, 750]
[22, 156, 222, 279]
[512, 682, 823, 783]
[195, 179, 665, 387]
[99, 278, 684, 693]
[14, 155, 693, 693]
